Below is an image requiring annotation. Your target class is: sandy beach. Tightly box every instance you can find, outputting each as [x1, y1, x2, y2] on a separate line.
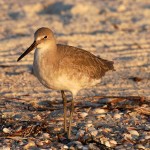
[0, 0, 149, 149]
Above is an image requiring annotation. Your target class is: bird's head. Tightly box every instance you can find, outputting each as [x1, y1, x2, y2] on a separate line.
[17, 27, 55, 62]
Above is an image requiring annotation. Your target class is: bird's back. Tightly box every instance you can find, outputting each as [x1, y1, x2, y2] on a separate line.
[57, 44, 115, 80]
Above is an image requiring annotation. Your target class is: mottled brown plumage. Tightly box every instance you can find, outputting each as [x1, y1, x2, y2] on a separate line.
[17, 27, 115, 139]
[57, 44, 115, 79]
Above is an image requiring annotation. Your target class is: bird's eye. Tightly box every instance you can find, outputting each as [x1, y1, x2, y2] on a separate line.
[44, 36, 47, 39]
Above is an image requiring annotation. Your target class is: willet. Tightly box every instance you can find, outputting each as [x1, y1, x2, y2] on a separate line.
[17, 27, 115, 139]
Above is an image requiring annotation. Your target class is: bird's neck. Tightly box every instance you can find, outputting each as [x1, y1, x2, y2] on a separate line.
[35, 43, 58, 63]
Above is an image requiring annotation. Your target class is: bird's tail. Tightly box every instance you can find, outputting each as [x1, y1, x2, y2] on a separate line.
[104, 59, 115, 71]
[98, 57, 116, 71]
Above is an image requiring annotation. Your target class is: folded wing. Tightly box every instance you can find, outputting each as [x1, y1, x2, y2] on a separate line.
[58, 44, 115, 79]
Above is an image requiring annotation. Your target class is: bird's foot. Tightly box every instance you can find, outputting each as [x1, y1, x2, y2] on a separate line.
[58, 132, 71, 144]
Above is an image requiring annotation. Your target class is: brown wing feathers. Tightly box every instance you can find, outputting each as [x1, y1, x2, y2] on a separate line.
[58, 44, 115, 79]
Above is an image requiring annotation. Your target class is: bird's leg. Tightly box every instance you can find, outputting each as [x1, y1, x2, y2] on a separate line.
[68, 99, 74, 139]
[61, 90, 67, 132]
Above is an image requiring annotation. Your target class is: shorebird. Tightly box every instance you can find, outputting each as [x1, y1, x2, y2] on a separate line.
[17, 27, 115, 139]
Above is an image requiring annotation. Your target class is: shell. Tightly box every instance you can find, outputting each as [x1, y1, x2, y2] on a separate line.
[128, 130, 139, 136]
[79, 112, 88, 118]
[93, 108, 108, 114]
[113, 113, 121, 119]
[3, 128, 11, 134]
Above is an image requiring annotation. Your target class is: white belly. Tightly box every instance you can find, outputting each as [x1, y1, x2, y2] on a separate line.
[34, 62, 100, 96]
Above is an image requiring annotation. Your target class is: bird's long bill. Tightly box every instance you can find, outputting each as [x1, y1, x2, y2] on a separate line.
[17, 41, 37, 62]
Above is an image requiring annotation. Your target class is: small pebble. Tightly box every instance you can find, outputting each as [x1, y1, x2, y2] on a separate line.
[136, 144, 145, 149]
[0, 147, 10, 150]
[36, 140, 47, 147]
[19, 141, 25, 146]
[77, 144, 83, 149]
[54, 127, 61, 132]
[42, 133, 50, 139]
[15, 126, 22, 132]
[105, 141, 111, 147]
[85, 123, 93, 128]
[34, 114, 42, 120]
[128, 130, 139, 136]
[79, 112, 88, 118]
[123, 133, 132, 140]
[63, 145, 69, 149]
[88, 127, 98, 136]
[96, 114, 106, 119]
[118, 4, 126, 12]
[23, 141, 36, 150]
[3, 128, 11, 134]
[100, 136, 108, 144]
[87, 120, 92, 124]
[76, 129, 85, 138]
[110, 140, 117, 147]
[129, 112, 137, 117]
[93, 108, 108, 114]
[69, 146, 75, 150]
[82, 146, 88, 150]
[102, 128, 112, 133]
[145, 135, 150, 140]
[114, 113, 121, 119]
[88, 143, 99, 149]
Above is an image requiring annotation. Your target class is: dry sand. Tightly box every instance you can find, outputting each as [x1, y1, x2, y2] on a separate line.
[0, 0, 150, 149]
